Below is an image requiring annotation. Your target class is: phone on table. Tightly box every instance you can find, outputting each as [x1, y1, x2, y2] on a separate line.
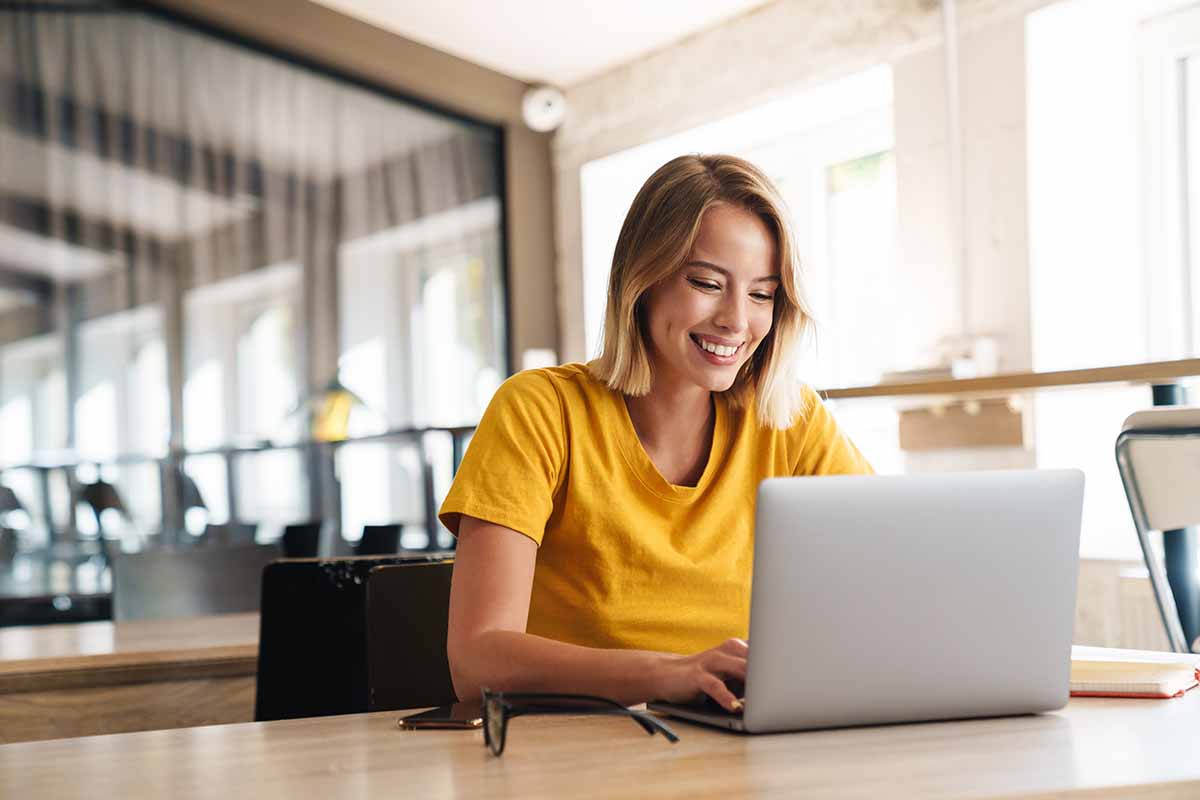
[397, 700, 483, 730]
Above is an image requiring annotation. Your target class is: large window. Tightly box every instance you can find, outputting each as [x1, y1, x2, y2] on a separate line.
[0, 6, 507, 546]
[0, 333, 66, 545]
[1026, 0, 1200, 559]
[75, 308, 168, 461]
[0, 334, 65, 467]
[337, 197, 505, 543]
[184, 263, 302, 450]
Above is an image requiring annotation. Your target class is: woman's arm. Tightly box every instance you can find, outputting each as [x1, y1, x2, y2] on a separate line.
[447, 515, 747, 710]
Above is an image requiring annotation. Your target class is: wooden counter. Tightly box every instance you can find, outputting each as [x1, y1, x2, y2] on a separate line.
[0, 612, 258, 743]
[2, 691, 1197, 798]
[820, 357, 1200, 400]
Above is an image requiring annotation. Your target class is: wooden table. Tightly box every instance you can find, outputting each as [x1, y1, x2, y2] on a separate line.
[0, 612, 258, 743]
[2, 691, 1197, 798]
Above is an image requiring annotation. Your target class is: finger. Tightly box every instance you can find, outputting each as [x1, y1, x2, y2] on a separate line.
[720, 638, 749, 656]
[703, 651, 747, 680]
[699, 673, 741, 712]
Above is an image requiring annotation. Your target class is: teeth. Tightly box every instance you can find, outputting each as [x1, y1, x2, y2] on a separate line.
[696, 337, 738, 358]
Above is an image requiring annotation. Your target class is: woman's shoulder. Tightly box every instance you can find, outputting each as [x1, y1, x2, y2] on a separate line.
[728, 380, 824, 435]
[488, 362, 609, 416]
[495, 362, 598, 398]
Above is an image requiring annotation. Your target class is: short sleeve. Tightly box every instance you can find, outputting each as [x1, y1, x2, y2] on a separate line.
[789, 385, 874, 476]
[438, 370, 566, 546]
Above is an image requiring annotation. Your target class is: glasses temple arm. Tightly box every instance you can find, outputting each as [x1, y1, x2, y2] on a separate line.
[629, 709, 679, 742]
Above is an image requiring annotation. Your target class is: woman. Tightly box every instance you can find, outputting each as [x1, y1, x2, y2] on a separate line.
[440, 154, 871, 712]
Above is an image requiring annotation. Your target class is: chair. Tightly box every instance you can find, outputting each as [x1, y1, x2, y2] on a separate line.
[365, 561, 457, 711]
[76, 479, 133, 548]
[254, 552, 453, 722]
[0, 486, 23, 561]
[111, 544, 281, 621]
[1116, 407, 1200, 653]
[355, 523, 401, 555]
[281, 521, 322, 558]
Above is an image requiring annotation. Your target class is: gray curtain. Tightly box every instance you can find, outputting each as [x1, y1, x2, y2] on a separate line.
[0, 4, 503, 434]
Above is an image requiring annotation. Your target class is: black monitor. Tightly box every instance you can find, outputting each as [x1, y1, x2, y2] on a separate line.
[254, 552, 453, 722]
[365, 561, 457, 712]
[112, 544, 280, 621]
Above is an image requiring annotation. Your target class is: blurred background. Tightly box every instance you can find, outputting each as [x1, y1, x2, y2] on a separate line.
[0, 0, 1197, 646]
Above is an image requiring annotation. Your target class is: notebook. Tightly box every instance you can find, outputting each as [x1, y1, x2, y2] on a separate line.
[1070, 646, 1200, 698]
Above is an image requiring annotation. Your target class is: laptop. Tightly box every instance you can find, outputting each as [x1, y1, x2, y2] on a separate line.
[648, 469, 1084, 733]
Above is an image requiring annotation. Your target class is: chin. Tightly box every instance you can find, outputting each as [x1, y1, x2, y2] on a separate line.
[692, 365, 741, 393]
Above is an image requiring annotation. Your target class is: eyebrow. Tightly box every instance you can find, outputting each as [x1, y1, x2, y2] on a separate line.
[685, 260, 780, 284]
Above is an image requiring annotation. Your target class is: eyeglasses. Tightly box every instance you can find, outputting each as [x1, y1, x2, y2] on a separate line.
[480, 689, 680, 756]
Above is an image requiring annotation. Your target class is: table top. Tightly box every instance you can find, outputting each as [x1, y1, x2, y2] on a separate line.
[2, 691, 1197, 799]
[0, 612, 259, 693]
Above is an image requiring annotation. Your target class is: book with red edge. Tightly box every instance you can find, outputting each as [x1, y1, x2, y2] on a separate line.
[1070, 645, 1200, 699]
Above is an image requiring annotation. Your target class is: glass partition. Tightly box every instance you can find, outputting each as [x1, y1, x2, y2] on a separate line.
[0, 5, 506, 621]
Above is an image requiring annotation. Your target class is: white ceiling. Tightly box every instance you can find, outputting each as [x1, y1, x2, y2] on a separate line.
[311, 0, 775, 86]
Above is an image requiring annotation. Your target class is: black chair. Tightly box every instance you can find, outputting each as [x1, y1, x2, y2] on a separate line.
[355, 524, 401, 555]
[281, 521, 322, 558]
[254, 552, 454, 722]
[111, 544, 281, 621]
[366, 561, 457, 711]
[76, 479, 132, 554]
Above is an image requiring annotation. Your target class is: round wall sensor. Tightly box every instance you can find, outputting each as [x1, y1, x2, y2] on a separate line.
[522, 85, 566, 133]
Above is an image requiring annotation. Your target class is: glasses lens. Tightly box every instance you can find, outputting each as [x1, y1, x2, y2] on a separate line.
[486, 699, 505, 756]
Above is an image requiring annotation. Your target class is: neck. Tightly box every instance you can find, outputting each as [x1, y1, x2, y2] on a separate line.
[624, 378, 713, 449]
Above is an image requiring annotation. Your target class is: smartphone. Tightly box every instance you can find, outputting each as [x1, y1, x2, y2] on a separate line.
[397, 701, 484, 730]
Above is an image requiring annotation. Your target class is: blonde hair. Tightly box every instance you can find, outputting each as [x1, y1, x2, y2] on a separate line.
[590, 154, 814, 430]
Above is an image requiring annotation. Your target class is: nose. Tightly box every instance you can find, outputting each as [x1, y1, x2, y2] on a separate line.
[712, 291, 749, 335]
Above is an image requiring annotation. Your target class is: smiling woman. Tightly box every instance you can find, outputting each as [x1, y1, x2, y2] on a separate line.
[440, 154, 871, 714]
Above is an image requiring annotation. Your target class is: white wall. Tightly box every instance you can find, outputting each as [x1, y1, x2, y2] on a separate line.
[892, 14, 1032, 374]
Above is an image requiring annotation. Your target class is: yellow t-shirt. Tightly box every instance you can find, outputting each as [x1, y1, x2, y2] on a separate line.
[438, 362, 872, 656]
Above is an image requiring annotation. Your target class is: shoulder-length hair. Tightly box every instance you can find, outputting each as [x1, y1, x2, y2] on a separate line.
[590, 153, 814, 430]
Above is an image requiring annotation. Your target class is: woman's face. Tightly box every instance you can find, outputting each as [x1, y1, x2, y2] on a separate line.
[641, 203, 780, 395]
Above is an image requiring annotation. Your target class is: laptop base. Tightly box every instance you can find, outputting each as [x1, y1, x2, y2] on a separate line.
[647, 701, 747, 732]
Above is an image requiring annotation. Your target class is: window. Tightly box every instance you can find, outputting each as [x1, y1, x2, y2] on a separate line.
[337, 199, 505, 545]
[0, 335, 66, 466]
[184, 262, 302, 449]
[819, 151, 897, 388]
[1, 5, 508, 556]
[1140, 2, 1200, 359]
[1026, 0, 1200, 559]
[337, 197, 505, 429]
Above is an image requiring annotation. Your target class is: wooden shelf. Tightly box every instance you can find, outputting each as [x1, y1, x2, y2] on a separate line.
[820, 358, 1200, 400]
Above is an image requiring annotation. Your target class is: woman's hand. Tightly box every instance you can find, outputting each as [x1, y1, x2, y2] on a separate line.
[649, 638, 748, 712]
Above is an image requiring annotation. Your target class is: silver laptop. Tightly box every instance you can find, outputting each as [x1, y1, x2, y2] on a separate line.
[649, 469, 1084, 733]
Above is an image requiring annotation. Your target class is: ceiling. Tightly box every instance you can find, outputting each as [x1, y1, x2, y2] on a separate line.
[311, 0, 775, 86]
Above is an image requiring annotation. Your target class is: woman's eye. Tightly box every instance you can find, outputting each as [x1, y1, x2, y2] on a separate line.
[688, 278, 720, 291]
[751, 292, 775, 302]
